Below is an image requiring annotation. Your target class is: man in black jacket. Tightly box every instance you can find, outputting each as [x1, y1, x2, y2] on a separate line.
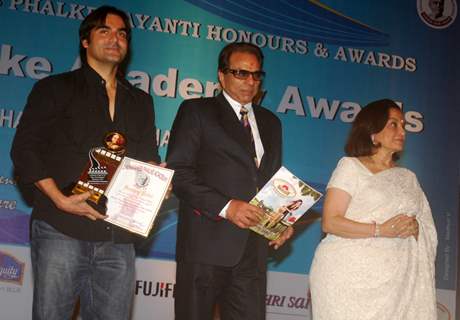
[167, 42, 293, 320]
[11, 6, 159, 320]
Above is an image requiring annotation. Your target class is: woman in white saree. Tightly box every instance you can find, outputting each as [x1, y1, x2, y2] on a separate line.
[309, 99, 437, 320]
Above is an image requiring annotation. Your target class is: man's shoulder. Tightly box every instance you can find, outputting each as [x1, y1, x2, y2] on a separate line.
[178, 95, 221, 112]
[255, 104, 281, 125]
[35, 69, 80, 86]
[182, 95, 218, 105]
[29, 69, 83, 97]
[118, 77, 151, 101]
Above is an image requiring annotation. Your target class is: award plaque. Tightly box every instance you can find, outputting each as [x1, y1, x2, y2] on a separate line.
[72, 132, 126, 205]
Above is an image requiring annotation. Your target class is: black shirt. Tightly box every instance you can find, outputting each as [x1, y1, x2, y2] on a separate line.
[11, 65, 160, 242]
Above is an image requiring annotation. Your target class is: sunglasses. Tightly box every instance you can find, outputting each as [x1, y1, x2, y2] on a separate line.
[224, 68, 265, 81]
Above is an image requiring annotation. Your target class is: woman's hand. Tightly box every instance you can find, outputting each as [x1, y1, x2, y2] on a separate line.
[380, 214, 418, 239]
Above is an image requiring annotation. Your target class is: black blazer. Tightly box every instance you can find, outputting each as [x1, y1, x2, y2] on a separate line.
[167, 94, 282, 267]
[10, 65, 160, 242]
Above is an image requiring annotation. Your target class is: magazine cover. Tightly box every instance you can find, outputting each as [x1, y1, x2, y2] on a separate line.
[250, 166, 322, 240]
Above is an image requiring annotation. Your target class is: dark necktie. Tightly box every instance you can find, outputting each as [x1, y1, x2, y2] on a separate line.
[240, 106, 258, 167]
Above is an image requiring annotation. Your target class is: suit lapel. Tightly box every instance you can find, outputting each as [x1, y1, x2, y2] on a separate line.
[215, 94, 257, 164]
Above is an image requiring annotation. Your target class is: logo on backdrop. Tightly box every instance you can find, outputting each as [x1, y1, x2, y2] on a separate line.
[418, 0, 457, 29]
[135, 280, 175, 298]
[0, 251, 25, 285]
[266, 293, 312, 310]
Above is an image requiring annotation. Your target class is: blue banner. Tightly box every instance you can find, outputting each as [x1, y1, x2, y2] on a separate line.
[1, 0, 459, 317]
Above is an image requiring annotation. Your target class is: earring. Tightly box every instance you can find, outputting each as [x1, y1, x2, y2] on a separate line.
[371, 135, 377, 146]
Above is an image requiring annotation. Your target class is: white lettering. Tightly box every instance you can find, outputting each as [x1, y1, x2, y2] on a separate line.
[159, 130, 170, 147]
[24, 0, 39, 13]
[348, 48, 365, 63]
[334, 46, 347, 61]
[405, 58, 417, 72]
[204, 81, 220, 98]
[135, 14, 150, 30]
[178, 20, 191, 36]
[9, 0, 24, 10]
[281, 37, 295, 53]
[275, 87, 424, 130]
[153, 68, 178, 98]
[163, 18, 179, 34]
[39, 0, 55, 16]
[363, 51, 377, 66]
[0, 44, 52, 79]
[55, 1, 68, 17]
[306, 97, 340, 120]
[206, 25, 222, 41]
[178, 78, 203, 99]
[295, 40, 308, 55]
[222, 28, 238, 43]
[68, 4, 85, 20]
[277, 86, 305, 115]
[0, 44, 26, 77]
[128, 70, 150, 93]
[191, 22, 200, 38]
[405, 111, 424, 133]
[148, 16, 163, 32]
[339, 101, 361, 122]
[26, 56, 52, 79]
[0, 109, 15, 128]
[239, 30, 252, 43]
[391, 55, 405, 70]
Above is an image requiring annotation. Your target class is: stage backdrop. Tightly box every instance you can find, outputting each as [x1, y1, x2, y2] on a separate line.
[1, 1, 459, 319]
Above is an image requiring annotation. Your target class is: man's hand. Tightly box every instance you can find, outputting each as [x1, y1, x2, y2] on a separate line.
[269, 226, 294, 250]
[226, 200, 263, 229]
[35, 178, 105, 221]
[55, 192, 106, 221]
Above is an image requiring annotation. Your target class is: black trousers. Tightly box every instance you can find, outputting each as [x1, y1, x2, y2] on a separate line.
[174, 232, 267, 320]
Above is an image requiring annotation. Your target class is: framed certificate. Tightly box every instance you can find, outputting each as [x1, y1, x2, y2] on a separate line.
[104, 157, 174, 237]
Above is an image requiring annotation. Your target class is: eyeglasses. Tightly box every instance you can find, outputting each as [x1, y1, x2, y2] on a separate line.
[224, 68, 265, 81]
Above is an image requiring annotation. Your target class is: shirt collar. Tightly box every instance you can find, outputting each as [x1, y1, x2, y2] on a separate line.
[81, 63, 131, 95]
[222, 90, 253, 116]
[82, 63, 107, 87]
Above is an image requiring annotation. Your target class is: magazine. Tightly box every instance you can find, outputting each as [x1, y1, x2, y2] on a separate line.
[249, 166, 322, 240]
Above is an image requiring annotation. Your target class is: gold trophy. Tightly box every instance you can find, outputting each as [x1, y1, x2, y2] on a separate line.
[72, 132, 127, 208]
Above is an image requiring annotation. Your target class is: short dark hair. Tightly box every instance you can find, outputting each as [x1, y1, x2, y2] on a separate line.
[79, 6, 131, 64]
[345, 99, 402, 161]
[218, 42, 264, 71]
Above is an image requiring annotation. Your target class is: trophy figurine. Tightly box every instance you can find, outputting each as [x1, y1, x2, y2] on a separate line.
[72, 132, 127, 208]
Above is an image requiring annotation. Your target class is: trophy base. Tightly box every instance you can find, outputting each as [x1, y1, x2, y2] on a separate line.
[71, 147, 123, 204]
[72, 180, 105, 204]
[71, 182, 108, 215]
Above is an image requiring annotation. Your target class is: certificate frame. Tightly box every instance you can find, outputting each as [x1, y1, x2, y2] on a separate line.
[104, 157, 174, 237]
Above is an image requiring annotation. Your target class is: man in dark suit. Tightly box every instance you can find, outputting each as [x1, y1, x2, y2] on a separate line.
[167, 42, 293, 320]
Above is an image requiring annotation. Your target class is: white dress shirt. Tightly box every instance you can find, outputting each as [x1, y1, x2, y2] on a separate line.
[219, 91, 265, 218]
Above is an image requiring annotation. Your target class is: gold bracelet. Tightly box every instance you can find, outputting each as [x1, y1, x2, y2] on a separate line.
[373, 222, 380, 238]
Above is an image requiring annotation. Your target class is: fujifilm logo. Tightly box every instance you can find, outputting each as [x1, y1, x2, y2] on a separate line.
[135, 280, 175, 298]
